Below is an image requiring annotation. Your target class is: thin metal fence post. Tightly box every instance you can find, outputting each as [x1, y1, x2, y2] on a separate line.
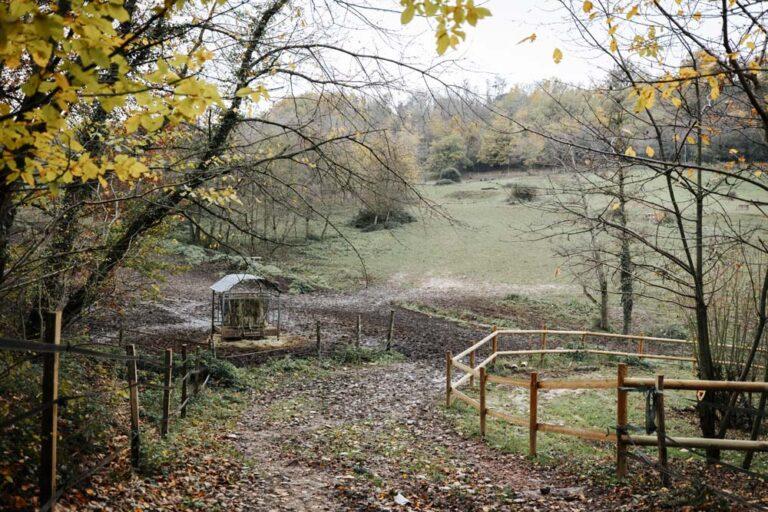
[356, 314, 362, 348]
[385, 310, 395, 350]
[445, 351, 453, 407]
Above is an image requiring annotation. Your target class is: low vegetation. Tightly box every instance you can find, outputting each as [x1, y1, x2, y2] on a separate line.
[438, 167, 462, 183]
[350, 209, 416, 233]
[505, 183, 538, 203]
[449, 351, 768, 480]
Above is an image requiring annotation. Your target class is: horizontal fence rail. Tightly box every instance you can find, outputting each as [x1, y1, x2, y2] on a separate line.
[445, 327, 768, 492]
[449, 328, 765, 380]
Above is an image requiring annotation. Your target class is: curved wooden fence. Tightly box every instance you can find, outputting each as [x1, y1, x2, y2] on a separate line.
[445, 328, 768, 482]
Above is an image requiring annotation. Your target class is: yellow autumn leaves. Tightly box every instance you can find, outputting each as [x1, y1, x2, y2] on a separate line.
[622, 146, 654, 159]
[0, 0, 253, 192]
[399, 0, 490, 55]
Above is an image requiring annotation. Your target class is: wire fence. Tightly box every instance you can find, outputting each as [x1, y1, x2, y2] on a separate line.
[0, 311, 213, 511]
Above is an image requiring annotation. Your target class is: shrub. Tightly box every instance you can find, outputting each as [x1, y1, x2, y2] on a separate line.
[439, 167, 462, 183]
[351, 209, 415, 232]
[650, 324, 690, 340]
[198, 352, 253, 389]
[426, 134, 470, 175]
[506, 183, 537, 203]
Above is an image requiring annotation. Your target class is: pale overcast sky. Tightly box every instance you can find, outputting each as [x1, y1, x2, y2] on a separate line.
[358, 0, 614, 90]
[430, 0, 606, 86]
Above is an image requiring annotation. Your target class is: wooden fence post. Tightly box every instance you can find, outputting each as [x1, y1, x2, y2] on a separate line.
[637, 336, 645, 355]
[40, 311, 61, 512]
[529, 371, 539, 457]
[356, 314, 361, 348]
[193, 347, 201, 396]
[385, 310, 395, 350]
[181, 344, 188, 419]
[316, 321, 321, 359]
[469, 350, 476, 388]
[276, 295, 281, 339]
[126, 344, 141, 469]
[616, 363, 628, 478]
[210, 290, 216, 357]
[445, 351, 453, 407]
[161, 348, 173, 437]
[490, 326, 499, 369]
[540, 325, 547, 365]
[655, 374, 669, 486]
[480, 367, 487, 438]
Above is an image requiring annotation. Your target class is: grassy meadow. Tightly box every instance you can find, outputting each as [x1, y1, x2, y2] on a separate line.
[285, 172, 572, 292]
[284, 168, 764, 291]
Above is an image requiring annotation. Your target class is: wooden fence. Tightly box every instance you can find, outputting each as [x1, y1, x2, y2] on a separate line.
[446, 328, 768, 481]
[0, 311, 212, 512]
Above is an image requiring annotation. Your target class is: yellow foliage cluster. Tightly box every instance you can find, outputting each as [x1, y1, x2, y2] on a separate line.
[399, 0, 490, 55]
[0, 0, 224, 191]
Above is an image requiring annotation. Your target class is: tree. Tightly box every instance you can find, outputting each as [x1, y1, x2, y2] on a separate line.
[427, 133, 469, 175]
[0, 0, 221, 292]
[0, 0, 436, 335]
[404, 0, 768, 455]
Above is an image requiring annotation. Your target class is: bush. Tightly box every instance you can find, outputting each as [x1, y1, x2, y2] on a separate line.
[351, 209, 415, 232]
[198, 352, 253, 389]
[506, 183, 538, 203]
[439, 167, 462, 182]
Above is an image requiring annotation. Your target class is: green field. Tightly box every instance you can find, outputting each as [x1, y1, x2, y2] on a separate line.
[286, 173, 572, 293]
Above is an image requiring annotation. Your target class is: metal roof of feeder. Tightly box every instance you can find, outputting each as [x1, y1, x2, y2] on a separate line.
[210, 274, 280, 293]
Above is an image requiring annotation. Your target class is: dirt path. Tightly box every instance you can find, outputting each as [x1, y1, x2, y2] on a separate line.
[223, 280, 625, 511]
[230, 357, 600, 511]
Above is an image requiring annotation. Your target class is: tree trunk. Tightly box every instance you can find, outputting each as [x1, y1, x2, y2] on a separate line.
[0, 182, 17, 288]
[616, 168, 633, 334]
[695, 299, 720, 460]
[619, 242, 633, 334]
[691, 75, 720, 461]
[599, 277, 609, 331]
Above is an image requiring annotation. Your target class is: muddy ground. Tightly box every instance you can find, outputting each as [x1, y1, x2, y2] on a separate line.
[68, 268, 765, 511]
